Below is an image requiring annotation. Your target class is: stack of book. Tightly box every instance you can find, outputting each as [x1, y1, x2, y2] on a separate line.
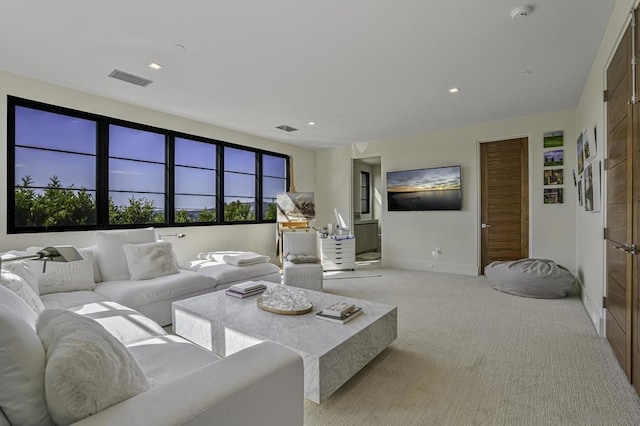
[225, 281, 267, 298]
[315, 301, 363, 324]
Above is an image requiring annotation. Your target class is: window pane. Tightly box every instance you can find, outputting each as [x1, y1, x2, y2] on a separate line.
[15, 148, 95, 190]
[15, 106, 96, 154]
[263, 155, 286, 178]
[263, 176, 286, 199]
[108, 192, 165, 225]
[175, 167, 216, 195]
[224, 197, 255, 222]
[175, 195, 217, 223]
[225, 147, 255, 173]
[224, 172, 255, 198]
[109, 125, 164, 162]
[175, 138, 216, 169]
[109, 159, 165, 193]
[15, 188, 97, 228]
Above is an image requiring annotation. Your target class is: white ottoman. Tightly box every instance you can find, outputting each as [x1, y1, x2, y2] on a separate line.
[283, 261, 323, 292]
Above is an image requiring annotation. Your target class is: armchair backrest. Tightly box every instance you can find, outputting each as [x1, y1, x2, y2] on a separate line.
[283, 232, 316, 256]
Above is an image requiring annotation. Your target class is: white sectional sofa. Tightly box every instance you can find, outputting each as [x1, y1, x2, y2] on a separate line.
[27, 228, 280, 326]
[0, 229, 304, 425]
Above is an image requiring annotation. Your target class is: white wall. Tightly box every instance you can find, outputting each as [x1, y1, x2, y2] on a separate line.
[0, 71, 317, 264]
[575, 0, 636, 335]
[318, 110, 577, 276]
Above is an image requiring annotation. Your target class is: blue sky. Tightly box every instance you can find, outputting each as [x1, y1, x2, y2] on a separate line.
[15, 106, 286, 210]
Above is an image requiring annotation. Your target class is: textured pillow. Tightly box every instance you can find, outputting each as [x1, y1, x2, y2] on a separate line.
[286, 253, 321, 264]
[0, 270, 45, 314]
[0, 286, 53, 426]
[95, 228, 157, 281]
[37, 310, 151, 425]
[25, 249, 96, 295]
[123, 241, 180, 280]
[0, 251, 39, 294]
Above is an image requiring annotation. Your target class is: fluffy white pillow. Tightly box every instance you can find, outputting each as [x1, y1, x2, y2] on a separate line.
[0, 270, 45, 314]
[24, 249, 96, 295]
[0, 286, 53, 426]
[123, 241, 180, 280]
[95, 228, 157, 281]
[36, 310, 151, 426]
[1, 251, 39, 294]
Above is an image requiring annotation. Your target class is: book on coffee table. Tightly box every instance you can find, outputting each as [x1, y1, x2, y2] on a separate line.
[321, 301, 356, 318]
[316, 307, 362, 324]
[228, 281, 267, 294]
[225, 287, 266, 298]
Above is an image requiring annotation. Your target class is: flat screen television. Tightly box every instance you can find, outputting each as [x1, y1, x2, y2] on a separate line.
[387, 165, 462, 211]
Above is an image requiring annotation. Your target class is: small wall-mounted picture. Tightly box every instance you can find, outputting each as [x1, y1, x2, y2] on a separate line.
[577, 179, 583, 206]
[543, 168, 564, 185]
[584, 162, 601, 212]
[544, 188, 564, 204]
[544, 149, 564, 167]
[583, 127, 597, 163]
[577, 133, 585, 175]
[543, 130, 564, 148]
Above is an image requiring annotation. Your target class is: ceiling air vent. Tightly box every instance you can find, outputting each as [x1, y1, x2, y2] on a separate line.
[108, 69, 153, 87]
[276, 124, 298, 132]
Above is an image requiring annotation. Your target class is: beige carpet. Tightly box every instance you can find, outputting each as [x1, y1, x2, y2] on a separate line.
[304, 267, 640, 425]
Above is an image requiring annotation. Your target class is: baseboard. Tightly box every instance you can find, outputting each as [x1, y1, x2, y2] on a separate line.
[577, 276, 604, 336]
[381, 258, 478, 276]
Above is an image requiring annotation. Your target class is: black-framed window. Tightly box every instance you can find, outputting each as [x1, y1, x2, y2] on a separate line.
[360, 171, 370, 214]
[7, 96, 289, 233]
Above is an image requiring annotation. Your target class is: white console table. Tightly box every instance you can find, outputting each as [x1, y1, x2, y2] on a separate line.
[318, 237, 356, 271]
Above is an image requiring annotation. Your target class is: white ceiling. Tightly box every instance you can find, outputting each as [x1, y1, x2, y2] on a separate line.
[0, 1, 615, 149]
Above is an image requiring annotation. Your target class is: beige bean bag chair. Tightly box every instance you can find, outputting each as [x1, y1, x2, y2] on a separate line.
[484, 258, 575, 299]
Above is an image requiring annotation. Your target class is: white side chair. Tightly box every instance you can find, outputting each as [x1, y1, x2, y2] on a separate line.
[282, 231, 324, 292]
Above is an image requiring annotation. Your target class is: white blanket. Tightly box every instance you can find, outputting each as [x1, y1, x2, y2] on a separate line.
[196, 251, 270, 267]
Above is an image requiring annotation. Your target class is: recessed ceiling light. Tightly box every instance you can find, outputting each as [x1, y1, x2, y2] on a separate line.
[308, 121, 316, 126]
[148, 62, 164, 70]
[449, 87, 460, 93]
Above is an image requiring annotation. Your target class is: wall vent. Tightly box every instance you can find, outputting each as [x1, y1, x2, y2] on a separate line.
[276, 124, 298, 132]
[108, 69, 153, 87]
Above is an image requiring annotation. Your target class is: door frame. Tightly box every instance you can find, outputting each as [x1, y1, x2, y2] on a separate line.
[351, 154, 383, 259]
[476, 134, 533, 274]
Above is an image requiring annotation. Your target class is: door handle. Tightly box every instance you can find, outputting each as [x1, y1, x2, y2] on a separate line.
[481, 223, 491, 229]
[615, 243, 640, 255]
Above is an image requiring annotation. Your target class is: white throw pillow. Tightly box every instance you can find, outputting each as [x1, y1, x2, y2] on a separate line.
[95, 228, 157, 281]
[37, 310, 151, 426]
[1, 251, 39, 294]
[123, 241, 180, 280]
[0, 286, 53, 426]
[25, 249, 96, 295]
[0, 270, 45, 314]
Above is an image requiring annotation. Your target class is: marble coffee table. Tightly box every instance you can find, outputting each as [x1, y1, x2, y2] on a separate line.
[172, 282, 397, 403]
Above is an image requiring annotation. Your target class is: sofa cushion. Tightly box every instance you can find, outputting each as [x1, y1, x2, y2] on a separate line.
[37, 309, 151, 425]
[25, 247, 96, 295]
[94, 270, 217, 309]
[41, 290, 110, 310]
[0, 286, 53, 426]
[70, 301, 167, 345]
[181, 260, 280, 286]
[127, 335, 220, 387]
[0, 270, 45, 314]
[123, 241, 179, 280]
[95, 228, 157, 281]
[0, 251, 39, 294]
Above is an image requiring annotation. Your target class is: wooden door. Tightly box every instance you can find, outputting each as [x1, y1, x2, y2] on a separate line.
[480, 138, 529, 272]
[605, 24, 633, 380]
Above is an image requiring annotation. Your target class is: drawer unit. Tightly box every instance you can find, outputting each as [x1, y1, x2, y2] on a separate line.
[318, 238, 356, 271]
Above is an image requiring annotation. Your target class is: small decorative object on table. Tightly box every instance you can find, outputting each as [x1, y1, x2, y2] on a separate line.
[257, 284, 312, 315]
[321, 302, 356, 318]
[225, 281, 267, 298]
[316, 306, 363, 324]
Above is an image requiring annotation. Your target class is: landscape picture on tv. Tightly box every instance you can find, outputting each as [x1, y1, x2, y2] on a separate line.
[387, 165, 462, 211]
